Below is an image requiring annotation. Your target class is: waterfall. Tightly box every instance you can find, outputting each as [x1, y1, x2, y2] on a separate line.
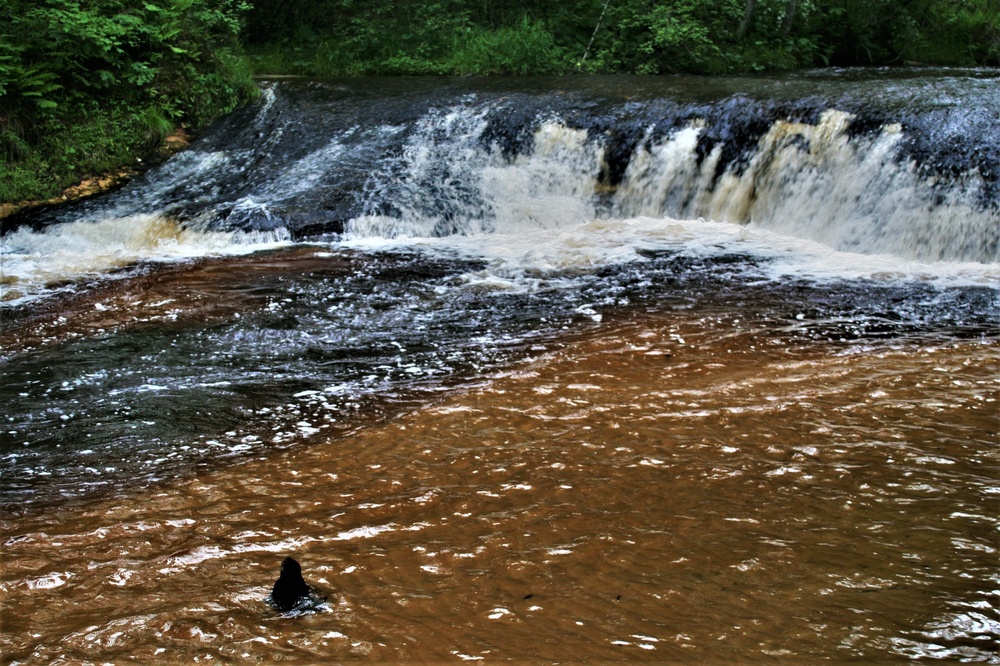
[2, 73, 998, 306]
[343, 99, 996, 262]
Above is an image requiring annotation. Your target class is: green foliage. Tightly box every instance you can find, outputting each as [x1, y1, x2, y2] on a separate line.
[244, 0, 471, 75]
[620, 0, 732, 73]
[243, 0, 999, 76]
[450, 18, 569, 75]
[0, 103, 149, 203]
[138, 105, 176, 147]
[809, 0, 999, 66]
[1, 0, 258, 205]
[907, 0, 1000, 65]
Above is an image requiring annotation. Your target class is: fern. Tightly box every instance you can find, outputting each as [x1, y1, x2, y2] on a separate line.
[13, 65, 63, 111]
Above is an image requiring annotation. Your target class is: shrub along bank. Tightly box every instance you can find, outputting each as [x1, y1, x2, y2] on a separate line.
[241, 0, 999, 76]
[0, 0, 257, 206]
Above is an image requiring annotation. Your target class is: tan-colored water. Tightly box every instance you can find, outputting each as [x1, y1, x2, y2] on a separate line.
[2, 308, 998, 662]
[0, 247, 356, 356]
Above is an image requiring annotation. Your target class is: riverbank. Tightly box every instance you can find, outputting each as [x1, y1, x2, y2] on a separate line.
[0, 128, 192, 220]
[0, 0, 256, 209]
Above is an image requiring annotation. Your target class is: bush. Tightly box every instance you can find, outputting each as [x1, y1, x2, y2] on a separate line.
[0, 0, 258, 205]
[449, 18, 569, 75]
[908, 0, 1000, 66]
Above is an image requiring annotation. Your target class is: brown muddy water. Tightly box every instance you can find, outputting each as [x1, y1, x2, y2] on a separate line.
[2, 301, 997, 663]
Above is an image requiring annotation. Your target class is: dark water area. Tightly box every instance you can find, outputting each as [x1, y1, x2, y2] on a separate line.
[1, 70, 998, 662]
[0, 246, 567, 507]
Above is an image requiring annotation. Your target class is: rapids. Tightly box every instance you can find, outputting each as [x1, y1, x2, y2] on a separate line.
[1, 70, 998, 662]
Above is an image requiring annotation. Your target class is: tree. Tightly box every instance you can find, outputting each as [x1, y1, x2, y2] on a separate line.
[737, 0, 757, 40]
[780, 0, 799, 36]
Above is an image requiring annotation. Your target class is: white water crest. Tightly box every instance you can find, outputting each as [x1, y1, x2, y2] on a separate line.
[1, 215, 290, 305]
[613, 109, 997, 263]
[348, 118, 602, 239]
[348, 106, 997, 262]
[343, 106, 997, 288]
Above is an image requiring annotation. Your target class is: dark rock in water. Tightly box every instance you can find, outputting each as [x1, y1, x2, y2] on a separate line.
[269, 557, 312, 612]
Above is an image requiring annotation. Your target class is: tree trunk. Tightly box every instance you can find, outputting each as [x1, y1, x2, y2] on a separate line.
[781, 0, 800, 37]
[737, 0, 757, 41]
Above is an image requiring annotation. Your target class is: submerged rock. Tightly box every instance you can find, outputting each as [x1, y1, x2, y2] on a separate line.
[268, 557, 324, 613]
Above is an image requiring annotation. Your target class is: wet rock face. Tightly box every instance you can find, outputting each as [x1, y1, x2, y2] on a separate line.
[269, 557, 311, 612]
[12, 72, 997, 242]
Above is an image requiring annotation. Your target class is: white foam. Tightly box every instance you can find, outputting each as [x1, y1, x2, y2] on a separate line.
[23, 571, 72, 590]
[1, 214, 291, 305]
[340, 110, 997, 289]
[613, 111, 999, 264]
[342, 214, 998, 291]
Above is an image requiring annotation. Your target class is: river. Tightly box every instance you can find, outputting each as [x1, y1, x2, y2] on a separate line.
[1, 70, 998, 662]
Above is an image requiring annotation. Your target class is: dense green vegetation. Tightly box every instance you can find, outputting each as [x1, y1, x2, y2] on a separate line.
[1, 0, 997, 206]
[242, 0, 999, 76]
[1, 0, 257, 204]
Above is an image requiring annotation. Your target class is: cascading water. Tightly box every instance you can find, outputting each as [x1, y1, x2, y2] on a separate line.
[3, 72, 997, 300]
[1, 71, 998, 663]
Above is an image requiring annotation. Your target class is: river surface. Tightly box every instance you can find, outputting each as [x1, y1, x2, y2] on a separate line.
[1, 71, 998, 662]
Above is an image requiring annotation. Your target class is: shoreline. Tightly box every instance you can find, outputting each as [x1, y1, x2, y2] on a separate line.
[0, 127, 193, 220]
